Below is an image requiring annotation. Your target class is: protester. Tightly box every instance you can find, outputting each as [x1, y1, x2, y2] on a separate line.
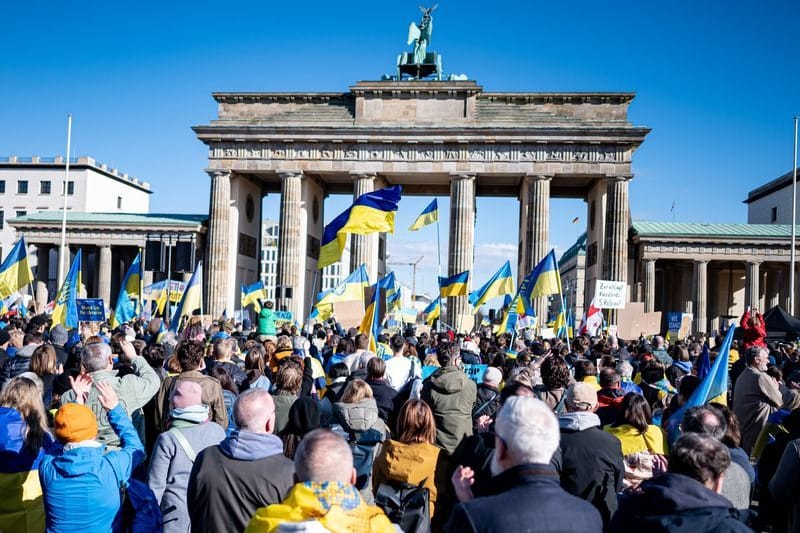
[0, 333, 43, 388]
[611, 433, 750, 532]
[29, 344, 60, 408]
[384, 335, 420, 391]
[207, 337, 247, 389]
[732, 345, 783, 455]
[740, 307, 766, 351]
[421, 342, 477, 454]
[472, 366, 502, 425]
[365, 357, 398, 425]
[533, 354, 571, 412]
[245, 428, 394, 532]
[280, 395, 321, 459]
[241, 343, 272, 392]
[558, 382, 624, 525]
[39, 381, 145, 533]
[147, 380, 226, 533]
[448, 396, 603, 532]
[187, 388, 295, 533]
[595, 367, 626, 426]
[372, 399, 450, 524]
[273, 361, 303, 434]
[257, 300, 277, 340]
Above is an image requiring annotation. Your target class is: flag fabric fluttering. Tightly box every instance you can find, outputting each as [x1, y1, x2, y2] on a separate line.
[697, 343, 712, 381]
[520, 249, 562, 302]
[439, 270, 469, 298]
[311, 264, 370, 322]
[170, 262, 203, 332]
[667, 325, 736, 444]
[51, 250, 82, 329]
[408, 199, 438, 231]
[579, 297, 604, 335]
[318, 186, 402, 269]
[468, 261, 514, 309]
[498, 295, 521, 334]
[111, 252, 142, 328]
[423, 297, 440, 326]
[358, 283, 383, 353]
[0, 237, 34, 300]
[241, 280, 267, 313]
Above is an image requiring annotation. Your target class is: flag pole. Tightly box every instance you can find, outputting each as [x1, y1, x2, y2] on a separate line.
[791, 116, 798, 316]
[436, 209, 442, 276]
[58, 115, 72, 285]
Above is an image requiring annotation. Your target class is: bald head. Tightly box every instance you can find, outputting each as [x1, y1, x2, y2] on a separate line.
[294, 429, 355, 484]
[233, 388, 276, 433]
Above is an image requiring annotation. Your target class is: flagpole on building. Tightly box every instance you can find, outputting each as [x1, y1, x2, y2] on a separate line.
[58, 115, 72, 285]
[436, 210, 442, 276]
[791, 116, 798, 316]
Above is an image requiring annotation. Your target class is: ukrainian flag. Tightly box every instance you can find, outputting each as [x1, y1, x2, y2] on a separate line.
[241, 280, 266, 312]
[111, 252, 142, 328]
[387, 285, 402, 312]
[469, 261, 514, 308]
[409, 199, 438, 231]
[0, 238, 34, 300]
[525, 249, 562, 298]
[423, 297, 440, 325]
[666, 325, 735, 444]
[358, 284, 383, 353]
[439, 270, 469, 298]
[51, 250, 82, 329]
[498, 296, 520, 334]
[170, 262, 202, 332]
[312, 265, 370, 322]
[318, 186, 403, 269]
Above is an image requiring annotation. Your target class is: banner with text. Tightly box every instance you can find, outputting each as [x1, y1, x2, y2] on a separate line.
[594, 280, 627, 309]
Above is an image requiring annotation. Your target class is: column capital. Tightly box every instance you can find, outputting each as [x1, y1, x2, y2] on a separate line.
[207, 169, 231, 180]
[449, 172, 476, 181]
[605, 175, 632, 183]
[747, 260, 763, 267]
[349, 172, 376, 180]
[693, 259, 709, 265]
[524, 173, 553, 182]
[277, 170, 304, 180]
[643, 258, 656, 265]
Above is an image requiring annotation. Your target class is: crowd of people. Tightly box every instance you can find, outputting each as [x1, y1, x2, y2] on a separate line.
[0, 306, 799, 532]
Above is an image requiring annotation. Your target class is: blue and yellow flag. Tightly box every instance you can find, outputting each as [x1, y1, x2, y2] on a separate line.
[170, 262, 202, 332]
[525, 249, 562, 299]
[666, 325, 735, 444]
[409, 199, 438, 231]
[387, 285, 402, 312]
[439, 270, 469, 298]
[469, 261, 514, 309]
[0, 238, 34, 300]
[241, 280, 266, 312]
[318, 186, 403, 269]
[359, 284, 383, 353]
[111, 252, 142, 328]
[312, 264, 370, 322]
[423, 297, 440, 325]
[51, 250, 82, 329]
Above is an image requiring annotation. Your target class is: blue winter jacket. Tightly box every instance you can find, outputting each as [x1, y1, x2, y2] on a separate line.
[38, 405, 145, 533]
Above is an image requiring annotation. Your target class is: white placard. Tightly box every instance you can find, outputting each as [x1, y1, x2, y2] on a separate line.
[594, 280, 627, 309]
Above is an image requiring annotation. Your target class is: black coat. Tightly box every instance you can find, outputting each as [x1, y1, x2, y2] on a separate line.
[610, 473, 751, 532]
[365, 378, 399, 425]
[446, 464, 602, 533]
[472, 383, 500, 421]
[559, 414, 624, 526]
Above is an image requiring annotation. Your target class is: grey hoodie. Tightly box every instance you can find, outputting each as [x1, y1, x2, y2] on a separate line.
[219, 430, 284, 460]
[558, 411, 602, 432]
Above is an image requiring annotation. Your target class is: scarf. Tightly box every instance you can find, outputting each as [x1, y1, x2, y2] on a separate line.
[170, 404, 209, 427]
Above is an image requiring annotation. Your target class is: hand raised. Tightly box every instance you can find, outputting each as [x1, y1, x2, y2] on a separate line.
[68, 373, 93, 404]
[451, 465, 476, 502]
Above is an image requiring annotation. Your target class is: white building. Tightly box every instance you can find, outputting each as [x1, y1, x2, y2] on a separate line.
[745, 168, 800, 224]
[0, 155, 151, 256]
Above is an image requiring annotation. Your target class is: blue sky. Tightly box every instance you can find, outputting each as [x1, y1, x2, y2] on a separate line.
[1, 0, 798, 300]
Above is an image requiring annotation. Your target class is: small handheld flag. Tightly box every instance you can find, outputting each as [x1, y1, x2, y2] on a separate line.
[409, 199, 438, 231]
[241, 280, 267, 312]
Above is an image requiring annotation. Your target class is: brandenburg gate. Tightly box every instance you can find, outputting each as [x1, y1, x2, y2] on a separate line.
[194, 80, 649, 325]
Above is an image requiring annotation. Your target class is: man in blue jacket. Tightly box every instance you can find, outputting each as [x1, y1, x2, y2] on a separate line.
[39, 378, 145, 533]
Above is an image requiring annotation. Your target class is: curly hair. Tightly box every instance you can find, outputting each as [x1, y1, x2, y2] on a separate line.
[540, 355, 570, 390]
[176, 340, 205, 372]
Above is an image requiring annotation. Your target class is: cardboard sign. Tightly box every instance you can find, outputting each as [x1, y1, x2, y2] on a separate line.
[616, 302, 662, 339]
[76, 299, 106, 322]
[463, 364, 489, 383]
[332, 300, 366, 330]
[594, 280, 627, 309]
[679, 313, 694, 339]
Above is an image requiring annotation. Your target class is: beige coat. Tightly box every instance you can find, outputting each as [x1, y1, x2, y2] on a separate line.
[733, 366, 782, 455]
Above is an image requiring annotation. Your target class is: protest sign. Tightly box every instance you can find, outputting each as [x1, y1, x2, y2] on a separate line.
[422, 365, 438, 379]
[332, 300, 366, 329]
[616, 302, 661, 339]
[667, 312, 682, 336]
[594, 280, 626, 309]
[76, 299, 106, 322]
[274, 310, 294, 326]
[463, 363, 488, 383]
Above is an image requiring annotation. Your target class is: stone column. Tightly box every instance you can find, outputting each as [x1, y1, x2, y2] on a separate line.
[760, 268, 769, 310]
[276, 171, 303, 314]
[448, 174, 476, 330]
[35, 245, 50, 310]
[97, 245, 112, 308]
[694, 260, 708, 334]
[206, 170, 232, 318]
[643, 259, 656, 313]
[603, 177, 630, 324]
[349, 174, 378, 280]
[746, 261, 761, 310]
[768, 267, 780, 309]
[519, 175, 551, 320]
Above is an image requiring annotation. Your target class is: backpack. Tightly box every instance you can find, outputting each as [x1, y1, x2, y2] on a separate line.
[375, 479, 431, 533]
[348, 428, 384, 490]
[104, 456, 163, 533]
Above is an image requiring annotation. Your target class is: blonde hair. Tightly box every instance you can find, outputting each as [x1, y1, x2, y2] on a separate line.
[340, 379, 373, 404]
[276, 335, 293, 351]
[0, 377, 50, 454]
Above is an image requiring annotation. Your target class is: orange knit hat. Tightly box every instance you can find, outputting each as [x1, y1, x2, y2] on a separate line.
[54, 403, 98, 443]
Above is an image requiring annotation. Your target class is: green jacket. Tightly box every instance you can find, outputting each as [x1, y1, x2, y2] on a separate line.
[258, 308, 277, 336]
[61, 356, 161, 447]
[421, 366, 477, 454]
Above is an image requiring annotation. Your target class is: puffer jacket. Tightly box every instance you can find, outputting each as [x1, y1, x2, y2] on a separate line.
[0, 344, 37, 388]
[332, 398, 387, 504]
[332, 398, 387, 440]
[0, 407, 49, 533]
[421, 366, 477, 453]
[38, 405, 145, 533]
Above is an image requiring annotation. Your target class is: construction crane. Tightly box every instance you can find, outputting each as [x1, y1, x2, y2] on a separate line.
[387, 256, 425, 302]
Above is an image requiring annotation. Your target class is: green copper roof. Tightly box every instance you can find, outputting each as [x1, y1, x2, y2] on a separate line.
[559, 232, 587, 267]
[631, 221, 799, 238]
[10, 212, 207, 226]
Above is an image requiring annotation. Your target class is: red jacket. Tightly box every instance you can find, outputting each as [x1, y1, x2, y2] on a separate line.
[740, 310, 766, 350]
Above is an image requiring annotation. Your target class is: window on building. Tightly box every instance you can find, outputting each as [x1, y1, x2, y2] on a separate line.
[63, 180, 74, 195]
[40, 180, 51, 194]
[0, 180, 5, 194]
[15, 210, 26, 218]
[117, 196, 122, 209]
[0, 211, 4, 229]
[771, 206, 778, 223]
[17, 180, 28, 194]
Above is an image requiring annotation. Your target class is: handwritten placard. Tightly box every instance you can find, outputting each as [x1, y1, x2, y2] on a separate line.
[594, 280, 626, 309]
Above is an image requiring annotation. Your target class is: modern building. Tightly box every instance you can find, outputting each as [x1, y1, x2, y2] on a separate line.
[745, 168, 800, 224]
[0, 155, 151, 256]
